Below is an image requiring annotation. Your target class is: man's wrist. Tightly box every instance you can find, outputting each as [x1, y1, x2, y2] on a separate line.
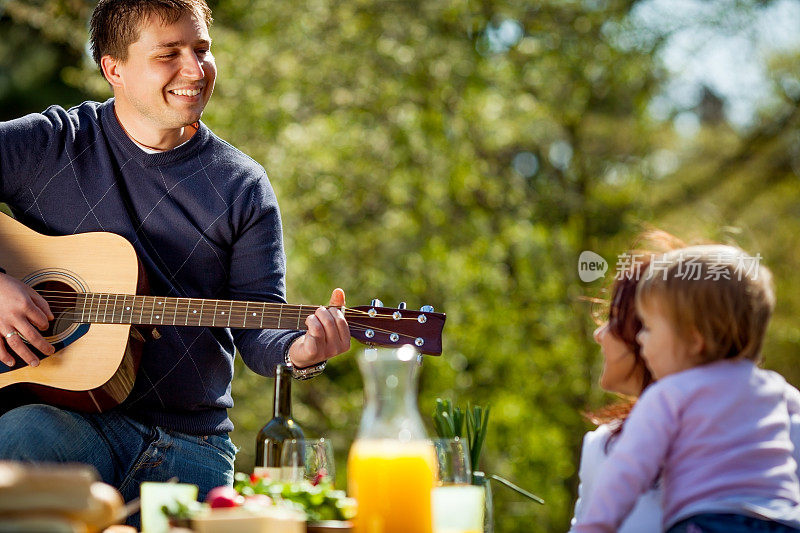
[284, 338, 326, 380]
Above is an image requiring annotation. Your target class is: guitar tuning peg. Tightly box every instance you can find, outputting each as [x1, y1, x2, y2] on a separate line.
[371, 298, 384, 308]
[420, 305, 434, 313]
[398, 302, 407, 309]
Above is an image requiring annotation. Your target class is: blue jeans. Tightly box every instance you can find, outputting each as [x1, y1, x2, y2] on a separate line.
[668, 513, 800, 533]
[0, 404, 237, 528]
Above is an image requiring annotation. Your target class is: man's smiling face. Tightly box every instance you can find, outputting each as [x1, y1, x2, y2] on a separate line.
[110, 8, 216, 134]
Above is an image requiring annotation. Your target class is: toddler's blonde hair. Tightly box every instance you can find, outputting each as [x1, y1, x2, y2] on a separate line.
[636, 244, 774, 363]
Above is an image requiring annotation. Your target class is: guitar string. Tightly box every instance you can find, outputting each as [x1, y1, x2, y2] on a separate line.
[35, 291, 366, 308]
[34, 289, 368, 302]
[33, 290, 407, 318]
[35, 307, 419, 329]
[39, 300, 417, 314]
[37, 304, 426, 324]
[34, 294, 431, 322]
[35, 289, 377, 306]
[35, 322, 420, 340]
[35, 317, 427, 343]
[31, 316, 422, 341]
[33, 289, 435, 315]
[34, 296, 427, 328]
[38, 299, 339, 312]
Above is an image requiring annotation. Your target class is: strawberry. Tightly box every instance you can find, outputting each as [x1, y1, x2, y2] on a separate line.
[205, 486, 243, 508]
[311, 468, 328, 486]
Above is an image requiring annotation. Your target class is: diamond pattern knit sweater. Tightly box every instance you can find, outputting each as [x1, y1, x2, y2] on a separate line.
[0, 99, 303, 435]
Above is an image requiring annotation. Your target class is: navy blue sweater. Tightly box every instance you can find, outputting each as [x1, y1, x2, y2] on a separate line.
[0, 99, 303, 435]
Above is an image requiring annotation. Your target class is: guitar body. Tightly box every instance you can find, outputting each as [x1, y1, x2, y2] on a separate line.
[0, 214, 140, 412]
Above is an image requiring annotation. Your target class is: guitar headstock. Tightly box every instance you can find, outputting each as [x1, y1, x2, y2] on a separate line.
[345, 302, 445, 355]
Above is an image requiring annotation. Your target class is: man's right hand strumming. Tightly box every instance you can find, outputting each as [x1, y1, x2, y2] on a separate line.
[0, 273, 55, 367]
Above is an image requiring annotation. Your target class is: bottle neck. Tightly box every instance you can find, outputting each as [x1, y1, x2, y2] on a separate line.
[273, 365, 292, 418]
[363, 374, 419, 417]
[356, 347, 427, 440]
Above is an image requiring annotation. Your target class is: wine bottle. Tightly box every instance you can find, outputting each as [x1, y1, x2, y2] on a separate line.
[254, 364, 304, 479]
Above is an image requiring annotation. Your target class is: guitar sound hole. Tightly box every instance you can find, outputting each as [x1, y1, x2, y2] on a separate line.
[32, 280, 79, 339]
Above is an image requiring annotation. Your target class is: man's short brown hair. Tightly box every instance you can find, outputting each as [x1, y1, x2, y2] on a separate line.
[636, 244, 774, 364]
[89, 0, 212, 67]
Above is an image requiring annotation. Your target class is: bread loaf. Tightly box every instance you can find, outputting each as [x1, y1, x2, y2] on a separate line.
[66, 482, 126, 532]
[0, 461, 95, 513]
[0, 462, 125, 532]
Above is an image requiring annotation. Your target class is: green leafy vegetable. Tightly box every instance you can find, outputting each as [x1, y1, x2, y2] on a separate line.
[466, 403, 491, 470]
[433, 398, 544, 505]
[233, 472, 356, 522]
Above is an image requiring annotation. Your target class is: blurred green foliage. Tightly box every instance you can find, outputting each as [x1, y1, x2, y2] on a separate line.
[2, 0, 800, 531]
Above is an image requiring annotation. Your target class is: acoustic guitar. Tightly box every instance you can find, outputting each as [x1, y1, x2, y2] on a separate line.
[0, 213, 445, 413]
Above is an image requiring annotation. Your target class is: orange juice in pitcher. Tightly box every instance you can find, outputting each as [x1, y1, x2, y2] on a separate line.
[347, 344, 435, 533]
[348, 439, 436, 533]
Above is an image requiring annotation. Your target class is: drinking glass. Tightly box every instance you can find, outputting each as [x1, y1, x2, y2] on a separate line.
[433, 437, 471, 484]
[431, 438, 485, 533]
[280, 438, 336, 486]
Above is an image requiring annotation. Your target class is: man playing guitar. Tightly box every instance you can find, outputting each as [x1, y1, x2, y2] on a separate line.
[0, 0, 350, 525]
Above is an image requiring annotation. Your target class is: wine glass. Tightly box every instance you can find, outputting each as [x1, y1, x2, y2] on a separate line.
[280, 438, 336, 486]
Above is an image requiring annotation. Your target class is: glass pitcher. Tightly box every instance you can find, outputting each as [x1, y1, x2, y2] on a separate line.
[347, 345, 436, 533]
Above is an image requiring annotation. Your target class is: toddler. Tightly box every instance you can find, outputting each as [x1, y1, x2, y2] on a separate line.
[573, 245, 800, 533]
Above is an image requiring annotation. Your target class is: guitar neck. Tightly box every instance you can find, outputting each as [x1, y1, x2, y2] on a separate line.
[74, 293, 319, 330]
[44, 292, 445, 354]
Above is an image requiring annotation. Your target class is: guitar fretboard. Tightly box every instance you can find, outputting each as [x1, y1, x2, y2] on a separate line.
[74, 293, 322, 330]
